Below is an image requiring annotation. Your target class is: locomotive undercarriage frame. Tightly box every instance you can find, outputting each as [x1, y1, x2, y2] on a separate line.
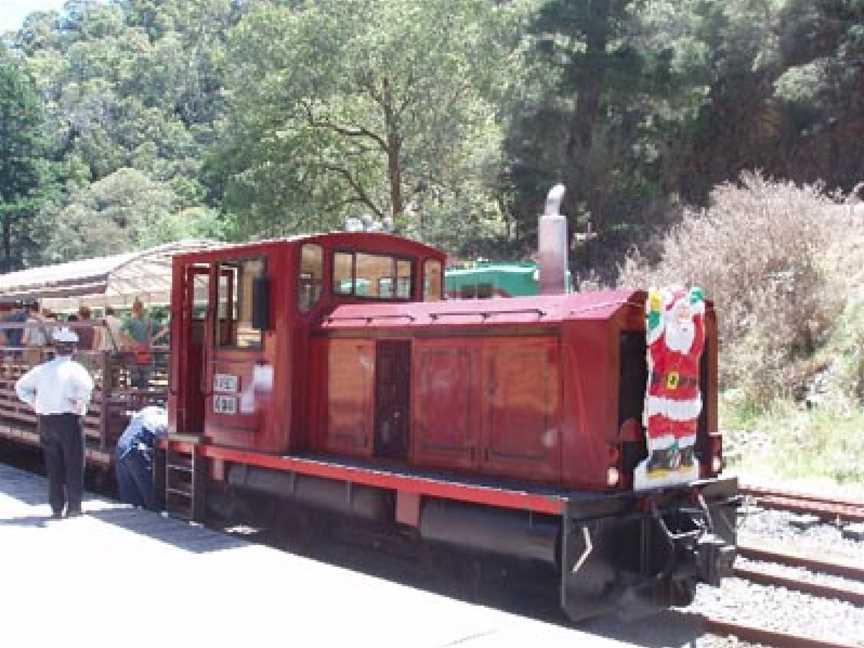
[559, 477, 739, 622]
[157, 443, 738, 623]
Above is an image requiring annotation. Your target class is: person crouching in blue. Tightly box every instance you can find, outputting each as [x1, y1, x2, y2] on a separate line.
[115, 406, 168, 510]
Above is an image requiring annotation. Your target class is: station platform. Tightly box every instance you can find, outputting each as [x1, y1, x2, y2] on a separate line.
[0, 463, 632, 648]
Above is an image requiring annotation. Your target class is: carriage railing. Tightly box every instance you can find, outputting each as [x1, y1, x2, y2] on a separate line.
[0, 320, 169, 462]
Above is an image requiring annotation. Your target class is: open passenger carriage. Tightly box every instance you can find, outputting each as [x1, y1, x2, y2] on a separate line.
[0, 241, 221, 465]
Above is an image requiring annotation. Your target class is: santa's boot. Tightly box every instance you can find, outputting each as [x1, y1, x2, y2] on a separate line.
[646, 449, 667, 473]
[678, 434, 697, 469]
[647, 445, 679, 473]
[680, 445, 695, 467]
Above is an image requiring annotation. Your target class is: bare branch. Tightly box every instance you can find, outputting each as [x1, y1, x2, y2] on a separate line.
[321, 164, 385, 219]
[323, 195, 376, 213]
[300, 100, 388, 152]
[395, 69, 418, 117]
[357, 75, 386, 109]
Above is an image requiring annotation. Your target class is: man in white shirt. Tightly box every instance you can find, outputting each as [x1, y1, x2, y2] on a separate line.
[16, 327, 95, 519]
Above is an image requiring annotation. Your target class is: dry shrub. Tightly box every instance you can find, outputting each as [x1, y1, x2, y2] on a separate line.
[618, 172, 846, 406]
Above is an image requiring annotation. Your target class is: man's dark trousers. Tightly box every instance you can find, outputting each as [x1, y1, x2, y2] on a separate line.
[39, 413, 85, 516]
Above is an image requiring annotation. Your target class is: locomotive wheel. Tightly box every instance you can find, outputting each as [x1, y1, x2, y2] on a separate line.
[668, 576, 697, 607]
[419, 545, 484, 601]
[274, 505, 323, 553]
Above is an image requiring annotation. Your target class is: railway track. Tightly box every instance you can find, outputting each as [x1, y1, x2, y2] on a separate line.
[696, 613, 861, 648]
[696, 541, 864, 648]
[690, 484, 864, 647]
[740, 484, 864, 523]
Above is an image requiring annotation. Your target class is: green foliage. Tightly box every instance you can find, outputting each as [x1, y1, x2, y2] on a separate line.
[0, 46, 57, 270]
[724, 398, 864, 488]
[36, 168, 219, 262]
[2, 0, 864, 275]
[209, 0, 525, 241]
[2, 0, 241, 265]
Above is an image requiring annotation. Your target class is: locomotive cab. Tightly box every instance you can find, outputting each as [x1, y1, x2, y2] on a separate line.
[168, 233, 445, 454]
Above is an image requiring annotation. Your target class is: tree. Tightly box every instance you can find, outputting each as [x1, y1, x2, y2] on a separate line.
[501, 0, 715, 272]
[209, 0, 524, 240]
[771, 0, 864, 191]
[37, 167, 220, 262]
[0, 47, 54, 270]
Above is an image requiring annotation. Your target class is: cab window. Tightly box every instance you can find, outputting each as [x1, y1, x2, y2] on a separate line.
[298, 244, 323, 312]
[217, 257, 264, 348]
[332, 251, 414, 300]
[333, 252, 353, 295]
[423, 259, 443, 301]
[396, 260, 412, 298]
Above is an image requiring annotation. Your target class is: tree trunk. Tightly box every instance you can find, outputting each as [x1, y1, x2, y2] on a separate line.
[566, 1, 610, 163]
[382, 77, 404, 221]
[387, 135, 403, 219]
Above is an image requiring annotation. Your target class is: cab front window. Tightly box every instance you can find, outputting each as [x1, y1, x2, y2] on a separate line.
[298, 244, 324, 312]
[217, 257, 264, 348]
[331, 251, 414, 300]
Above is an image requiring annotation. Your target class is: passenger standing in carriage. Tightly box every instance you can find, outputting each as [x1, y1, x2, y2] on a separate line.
[3, 301, 27, 348]
[75, 306, 96, 351]
[123, 298, 153, 389]
[15, 327, 94, 519]
[94, 306, 126, 352]
[22, 302, 49, 365]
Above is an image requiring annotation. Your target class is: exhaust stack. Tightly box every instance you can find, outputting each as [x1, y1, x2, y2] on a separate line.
[538, 184, 569, 295]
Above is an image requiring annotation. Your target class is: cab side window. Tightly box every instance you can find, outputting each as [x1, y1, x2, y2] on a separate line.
[217, 257, 264, 349]
[298, 244, 324, 312]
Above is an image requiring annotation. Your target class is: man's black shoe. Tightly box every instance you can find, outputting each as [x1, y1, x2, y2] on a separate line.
[50, 510, 63, 520]
[65, 509, 83, 518]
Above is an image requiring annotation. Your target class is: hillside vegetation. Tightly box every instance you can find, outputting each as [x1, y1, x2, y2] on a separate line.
[620, 174, 864, 489]
[2, 0, 864, 272]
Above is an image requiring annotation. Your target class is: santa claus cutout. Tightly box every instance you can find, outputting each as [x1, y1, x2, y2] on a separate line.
[634, 286, 705, 490]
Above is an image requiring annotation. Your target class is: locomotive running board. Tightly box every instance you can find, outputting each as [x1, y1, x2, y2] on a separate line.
[161, 440, 570, 516]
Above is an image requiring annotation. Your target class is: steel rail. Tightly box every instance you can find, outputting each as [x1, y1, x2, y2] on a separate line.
[741, 485, 864, 509]
[696, 614, 861, 648]
[752, 495, 864, 523]
[738, 542, 864, 581]
[739, 486, 864, 523]
[733, 565, 864, 607]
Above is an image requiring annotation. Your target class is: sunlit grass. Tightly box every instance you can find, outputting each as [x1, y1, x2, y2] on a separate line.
[717, 272, 864, 497]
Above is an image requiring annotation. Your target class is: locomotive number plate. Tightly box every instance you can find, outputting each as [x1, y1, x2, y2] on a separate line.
[213, 373, 239, 393]
[213, 394, 238, 415]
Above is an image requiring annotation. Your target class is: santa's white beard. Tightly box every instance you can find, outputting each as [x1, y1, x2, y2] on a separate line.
[664, 320, 695, 353]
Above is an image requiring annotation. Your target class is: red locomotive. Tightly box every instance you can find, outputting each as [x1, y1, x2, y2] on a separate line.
[161, 230, 738, 621]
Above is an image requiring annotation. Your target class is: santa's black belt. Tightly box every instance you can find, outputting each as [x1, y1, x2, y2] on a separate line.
[650, 371, 698, 389]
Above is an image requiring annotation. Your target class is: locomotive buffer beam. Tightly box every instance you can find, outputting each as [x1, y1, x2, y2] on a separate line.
[559, 477, 739, 622]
